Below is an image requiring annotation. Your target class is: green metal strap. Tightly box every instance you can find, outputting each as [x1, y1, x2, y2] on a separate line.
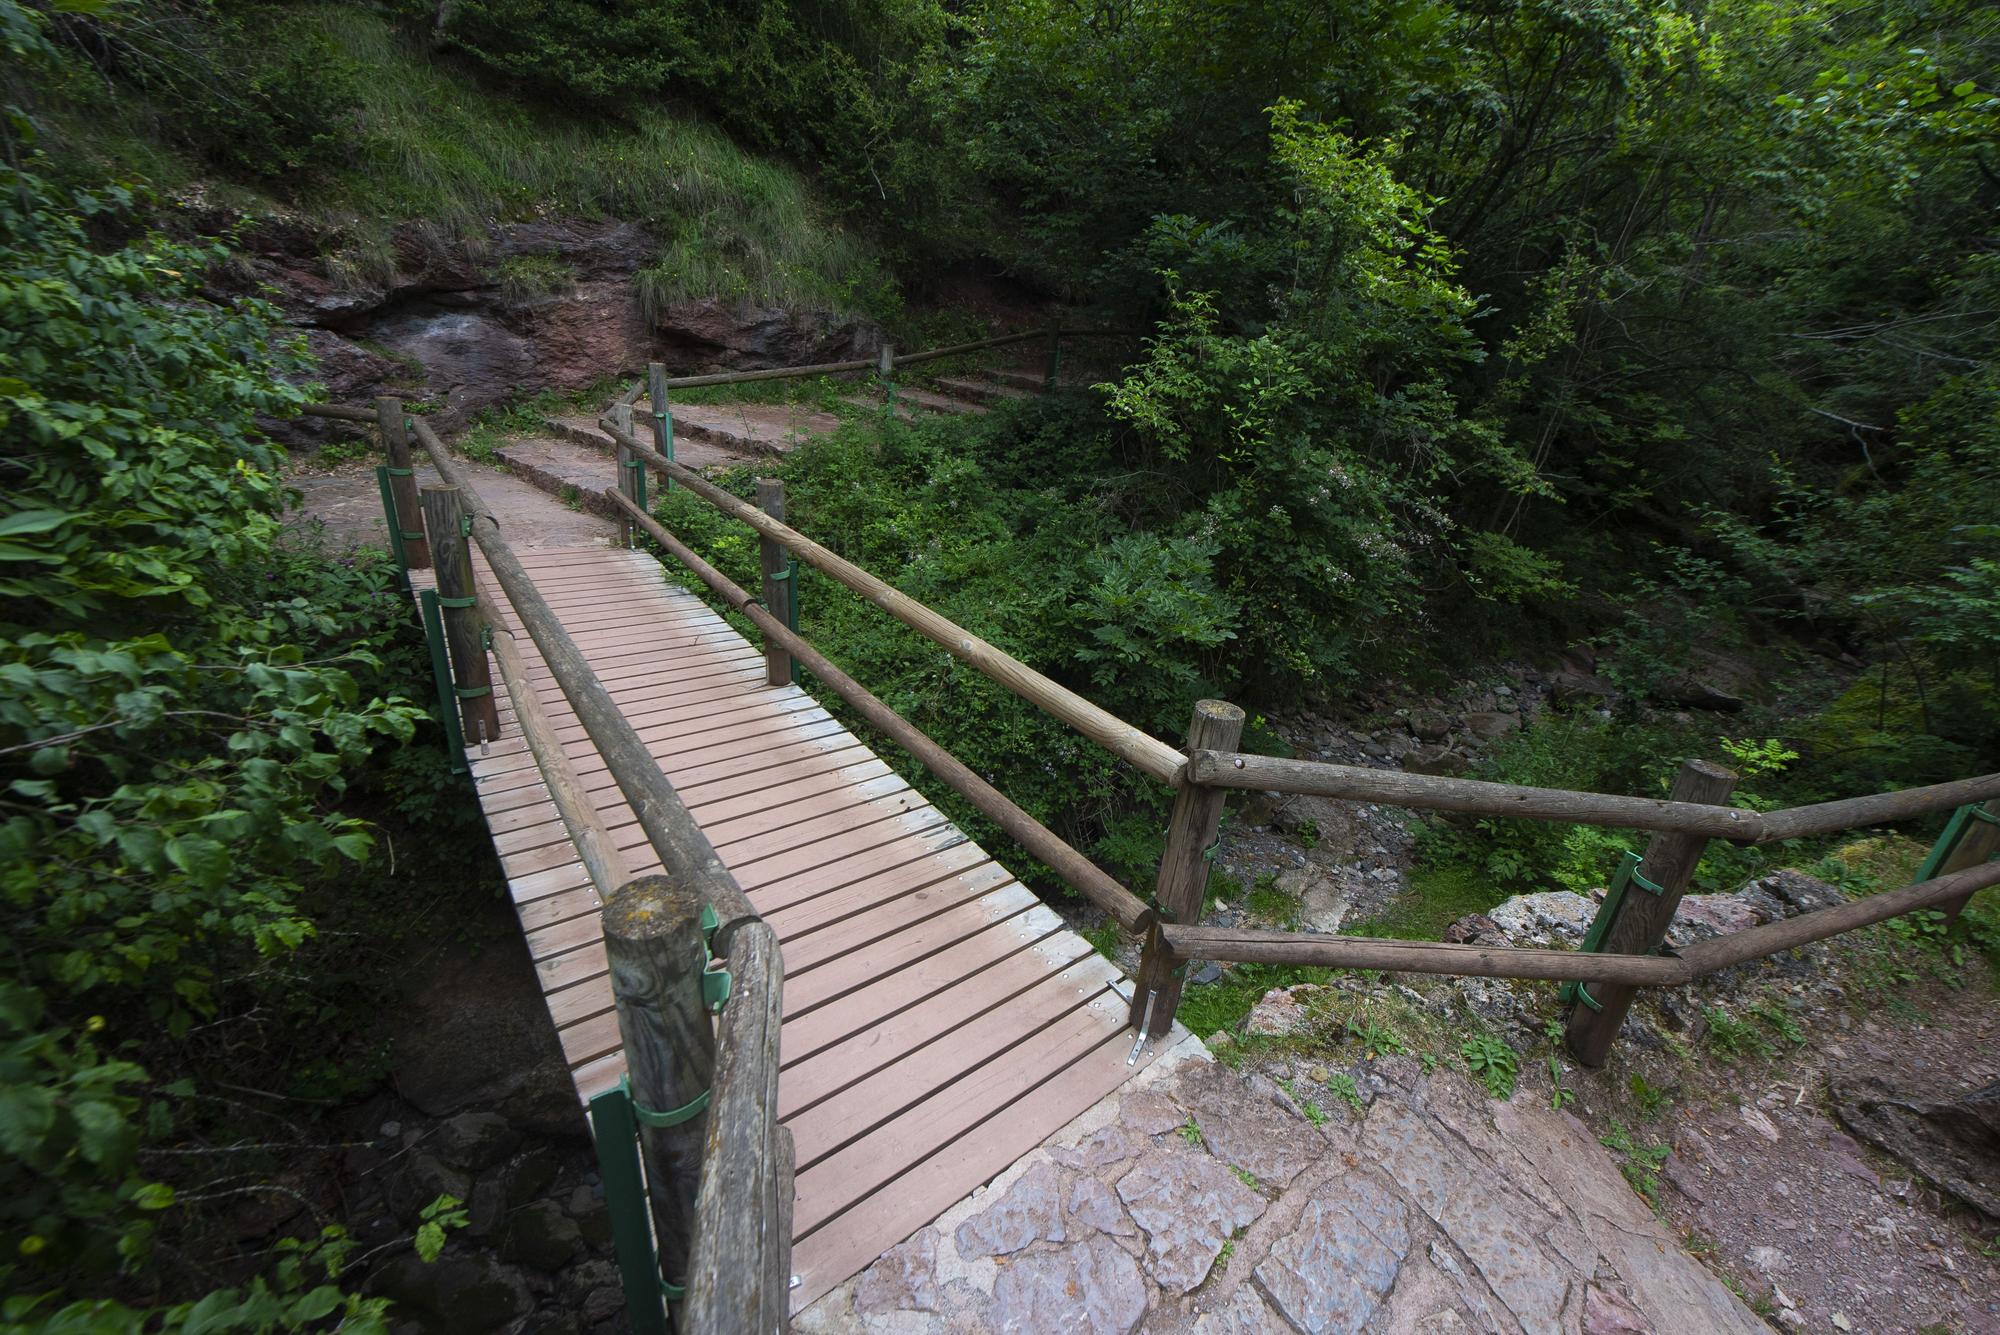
[784, 556, 801, 684]
[459, 515, 472, 538]
[768, 566, 794, 582]
[386, 466, 414, 477]
[1561, 850, 1650, 1009]
[1915, 802, 1999, 882]
[588, 1086, 670, 1335]
[704, 903, 736, 1015]
[651, 402, 674, 491]
[661, 1280, 686, 1301]
[437, 594, 477, 608]
[418, 590, 468, 773]
[376, 467, 409, 576]
[622, 1074, 709, 1128]
[453, 684, 492, 698]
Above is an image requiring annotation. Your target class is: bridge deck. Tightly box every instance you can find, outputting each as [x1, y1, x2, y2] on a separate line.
[426, 545, 1165, 1307]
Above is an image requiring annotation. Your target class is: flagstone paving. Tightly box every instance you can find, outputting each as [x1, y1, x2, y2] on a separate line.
[796, 1037, 1765, 1334]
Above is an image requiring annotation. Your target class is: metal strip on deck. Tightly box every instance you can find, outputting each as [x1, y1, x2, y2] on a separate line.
[416, 546, 1166, 1308]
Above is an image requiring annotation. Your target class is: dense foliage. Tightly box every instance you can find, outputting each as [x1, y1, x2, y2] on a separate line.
[0, 9, 452, 1319]
[4, 0, 1998, 1311]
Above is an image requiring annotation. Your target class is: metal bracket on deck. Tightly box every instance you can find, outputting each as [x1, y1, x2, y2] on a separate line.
[1561, 850, 1659, 1012]
[1128, 988, 1157, 1065]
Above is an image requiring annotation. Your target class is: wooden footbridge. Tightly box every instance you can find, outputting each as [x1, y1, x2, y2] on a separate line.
[306, 333, 2000, 1332]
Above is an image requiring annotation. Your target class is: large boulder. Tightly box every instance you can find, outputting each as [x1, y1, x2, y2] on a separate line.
[1831, 1078, 2000, 1219]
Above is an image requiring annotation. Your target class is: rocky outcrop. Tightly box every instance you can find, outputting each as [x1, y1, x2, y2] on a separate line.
[223, 214, 881, 433]
[1832, 1077, 2000, 1219]
[804, 1040, 1765, 1334]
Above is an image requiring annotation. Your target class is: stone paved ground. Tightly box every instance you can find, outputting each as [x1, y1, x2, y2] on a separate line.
[798, 1037, 1763, 1334]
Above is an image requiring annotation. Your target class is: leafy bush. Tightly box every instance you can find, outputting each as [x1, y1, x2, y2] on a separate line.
[0, 128, 421, 1311]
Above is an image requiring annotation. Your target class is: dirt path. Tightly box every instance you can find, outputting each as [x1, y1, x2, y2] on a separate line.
[286, 456, 616, 551]
[1643, 971, 2000, 1334]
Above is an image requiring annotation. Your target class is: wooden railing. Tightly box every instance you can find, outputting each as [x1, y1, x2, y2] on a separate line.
[306, 396, 792, 1332]
[309, 328, 2000, 1323]
[589, 398, 2000, 1066]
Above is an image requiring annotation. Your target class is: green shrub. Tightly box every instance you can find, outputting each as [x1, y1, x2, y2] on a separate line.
[0, 132, 420, 1311]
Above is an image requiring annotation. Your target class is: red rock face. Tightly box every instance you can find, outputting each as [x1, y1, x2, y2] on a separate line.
[231, 215, 882, 433]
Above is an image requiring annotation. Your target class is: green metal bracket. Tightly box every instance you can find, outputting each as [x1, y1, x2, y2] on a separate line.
[1916, 802, 2000, 883]
[697, 903, 733, 1013]
[588, 1085, 671, 1335]
[1561, 850, 1659, 1011]
[652, 405, 675, 492]
[785, 556, 801, 684]
[376, 466, 409, 576]
[419, 590, 469, 773]
[623, 1073, 710, 1128]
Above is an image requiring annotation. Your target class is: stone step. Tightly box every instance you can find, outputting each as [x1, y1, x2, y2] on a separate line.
[838, 387, 990, 419]
[934, 375, 1037, 408]
[839, 394, 916, 421]
[539, 414, 611, 452]
[544, 411, 799, 472]
[668, 401, 842, 455]
[982, 367, 1051, 393]
[489, 435, 625, 519]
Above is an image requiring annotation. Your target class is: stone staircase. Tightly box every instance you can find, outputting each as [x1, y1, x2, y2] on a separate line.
[489, 365, 1043, 510]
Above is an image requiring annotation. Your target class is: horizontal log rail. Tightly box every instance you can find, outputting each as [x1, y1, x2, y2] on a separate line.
[1192, 750, 2000, 847]
[1165, 859, 2000, 983]
[629, 326, 1130, 395]
[475, 589, 632, 897]
[1160, 926, 1692, 985]
[409, 416, 789, 1327]
[598, 418, 1189, 786]
[609, 489, 1154, 932]
[300, 402, 378, 423]
[410, 418, 758, 924]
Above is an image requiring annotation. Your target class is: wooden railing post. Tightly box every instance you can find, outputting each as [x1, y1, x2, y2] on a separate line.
[647, 361, 675, 493]
[1044, 326, 1063, 388]
[684, 918, 791, 1334]
[756, 479, 793, 687]
[1130, 699, 1245, 1039]
[1565, 758, 1737, 1066]
[610, 401, 638, 547]
[1935, 801, 2000, 925]
[602, 875, 716, 1322]
[420, 484, 500, 746]
[878, 342, 896, 415]
[377, 396, 429, 569]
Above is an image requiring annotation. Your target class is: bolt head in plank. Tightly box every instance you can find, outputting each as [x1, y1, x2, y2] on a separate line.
[1565, 758, 1736, 1067]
